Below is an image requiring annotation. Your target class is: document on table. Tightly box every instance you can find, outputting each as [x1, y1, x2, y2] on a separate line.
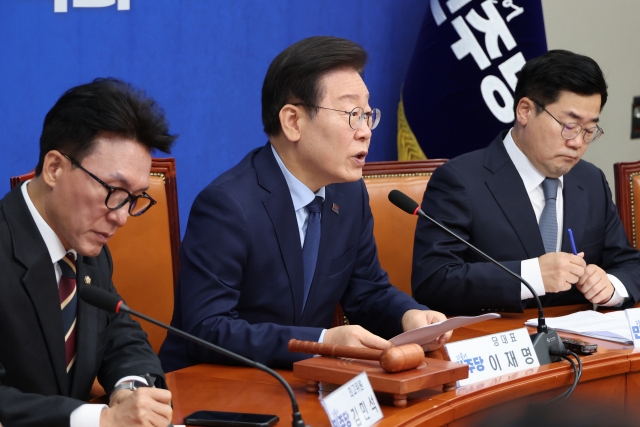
[389, 313, 500, 347]
[525, 310, 633, 344]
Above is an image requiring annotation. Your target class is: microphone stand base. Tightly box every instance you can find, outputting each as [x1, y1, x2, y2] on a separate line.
[530, 329, 564, 365]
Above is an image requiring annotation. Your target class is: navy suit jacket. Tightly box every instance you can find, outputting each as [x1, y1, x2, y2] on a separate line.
[0, 184, 165, 427]
[412, 131, 640, 315]
[159, 143, 426, 371]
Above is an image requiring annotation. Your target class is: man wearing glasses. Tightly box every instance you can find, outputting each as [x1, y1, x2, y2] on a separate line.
[0, 78, 177, 426]
[159, 36, 451, 371]
[412, 50, 640, 315]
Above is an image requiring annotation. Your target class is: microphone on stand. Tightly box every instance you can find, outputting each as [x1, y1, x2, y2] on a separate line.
[79, 285, 309, 427]
[388, 189, 564, 364]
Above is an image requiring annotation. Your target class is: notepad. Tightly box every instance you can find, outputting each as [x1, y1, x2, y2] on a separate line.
[525, 310, 633, 345]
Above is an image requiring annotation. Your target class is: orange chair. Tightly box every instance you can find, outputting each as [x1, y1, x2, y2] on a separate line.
[10, 158, 180, 353]
[362, 159, 447, 295]
[614, 160, 640, 249]
[331, 159, 447, 326]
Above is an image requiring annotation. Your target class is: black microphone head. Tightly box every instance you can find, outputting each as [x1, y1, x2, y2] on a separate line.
[79, 285, 124, 313]
[388, 189, 420, 215]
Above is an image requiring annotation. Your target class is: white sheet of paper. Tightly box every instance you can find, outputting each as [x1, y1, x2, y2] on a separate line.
[389, 313, 500, 347]
[525, 310, 632, 344]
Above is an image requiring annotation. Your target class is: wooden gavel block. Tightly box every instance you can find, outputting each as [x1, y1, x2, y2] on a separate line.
[288, 339, 426, 373]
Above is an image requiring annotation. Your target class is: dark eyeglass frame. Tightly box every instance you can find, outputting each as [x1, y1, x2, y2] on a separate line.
[60, 152, 157, 217]
[291, 103, 381, 130]
[531, 99, 604, 144]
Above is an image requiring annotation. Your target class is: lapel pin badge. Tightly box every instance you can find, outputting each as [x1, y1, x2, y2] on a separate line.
[84, 276, 91, 285]
[332, 203, 339, 214]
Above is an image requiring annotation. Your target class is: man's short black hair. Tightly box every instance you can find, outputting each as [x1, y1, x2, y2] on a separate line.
[36, 78, 177, 175]
[261, 36, 368, 136]
[514, 49, 608, 114]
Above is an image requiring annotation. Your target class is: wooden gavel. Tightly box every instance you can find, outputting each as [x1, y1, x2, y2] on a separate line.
[288, 339, 426, 373]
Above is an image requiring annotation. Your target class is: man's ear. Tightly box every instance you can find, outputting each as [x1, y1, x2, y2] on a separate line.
[279, 104, 303, 142]
[40, 151, 65, 188]
[515, 97, 535, 126]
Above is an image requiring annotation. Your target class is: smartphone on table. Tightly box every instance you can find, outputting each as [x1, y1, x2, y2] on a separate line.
[184, 410, 279, 427]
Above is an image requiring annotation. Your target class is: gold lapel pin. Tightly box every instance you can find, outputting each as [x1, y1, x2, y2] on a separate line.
[84, 276, 91, 285]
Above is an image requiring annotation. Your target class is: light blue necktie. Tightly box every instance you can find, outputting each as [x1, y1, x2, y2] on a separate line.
[301, 196, 322, 312]
[539, 178, 559, 253]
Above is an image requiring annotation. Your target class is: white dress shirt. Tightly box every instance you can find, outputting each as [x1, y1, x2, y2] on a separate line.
[502, 130, 628, 306]
[21, 181, 147, 427]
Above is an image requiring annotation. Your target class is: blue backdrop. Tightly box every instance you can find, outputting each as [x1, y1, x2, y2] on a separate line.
[0, 0, 428, 236]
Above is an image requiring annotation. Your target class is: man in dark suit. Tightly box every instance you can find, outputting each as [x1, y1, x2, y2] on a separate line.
[412, 50, 640, 315]
[159, 36, 451, 371]
[0, 79, 177, 426]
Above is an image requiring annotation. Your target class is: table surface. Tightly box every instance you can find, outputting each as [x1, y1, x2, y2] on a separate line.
[167, 304, 640, 426]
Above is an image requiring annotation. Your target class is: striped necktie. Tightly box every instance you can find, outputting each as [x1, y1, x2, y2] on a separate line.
[58, 252, 78, 381]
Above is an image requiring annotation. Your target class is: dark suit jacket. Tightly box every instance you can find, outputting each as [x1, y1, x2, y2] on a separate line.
[159, 143, 426, 371]
[412, 131, 640, 315]
[0, 184, 165, 427]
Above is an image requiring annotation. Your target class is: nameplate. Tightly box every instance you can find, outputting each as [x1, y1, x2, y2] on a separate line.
[444, 327, 540, 387]
[624, 308, 640, 347]
[320, 371, 383, 427]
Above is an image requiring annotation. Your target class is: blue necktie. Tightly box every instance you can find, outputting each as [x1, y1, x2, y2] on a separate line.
[539, 178, 559, 253]
[302, 196, 323, 312]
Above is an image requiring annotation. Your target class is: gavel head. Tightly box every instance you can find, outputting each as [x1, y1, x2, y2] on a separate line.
[379, 343, 426, 373]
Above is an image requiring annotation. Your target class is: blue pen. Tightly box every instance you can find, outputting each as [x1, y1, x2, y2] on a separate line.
[567, 229, 578, 255]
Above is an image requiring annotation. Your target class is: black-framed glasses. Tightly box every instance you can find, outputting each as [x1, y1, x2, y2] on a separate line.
[293, 103, 381, 130]
[532, 99, 604, 143]
[60, 152, 156, 217]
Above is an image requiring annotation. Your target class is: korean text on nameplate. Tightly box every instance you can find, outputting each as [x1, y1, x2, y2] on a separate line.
[320, 372, 383, 427]
[444, 327, 540, 387]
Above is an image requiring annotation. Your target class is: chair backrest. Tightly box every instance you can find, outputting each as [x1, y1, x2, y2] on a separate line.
[10, 158, 180, 353]
[362, 159, 447, 295]
[614, 160, 640, 249]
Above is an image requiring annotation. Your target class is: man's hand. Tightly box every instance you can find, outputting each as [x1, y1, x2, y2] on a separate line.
[323, 325, 392, 350]
[100, 387, 172, 427]
[539, 252, 586, 293]
[109, 388, 134, 406]
[577, 264, 615, 304]
[401, 309, 451, 351]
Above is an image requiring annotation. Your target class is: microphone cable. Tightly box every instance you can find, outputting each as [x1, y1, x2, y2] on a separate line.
[541, 348, 583, 405]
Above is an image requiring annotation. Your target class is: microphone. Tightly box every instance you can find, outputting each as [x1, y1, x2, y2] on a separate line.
[388, 189, 563, 364]
[79, 285, 308, 427]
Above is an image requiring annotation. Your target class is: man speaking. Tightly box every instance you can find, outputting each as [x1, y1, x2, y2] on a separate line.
[160, 36, 451, 371]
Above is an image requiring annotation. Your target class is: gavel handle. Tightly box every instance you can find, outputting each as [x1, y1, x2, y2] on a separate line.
[288, 339, 383, 360]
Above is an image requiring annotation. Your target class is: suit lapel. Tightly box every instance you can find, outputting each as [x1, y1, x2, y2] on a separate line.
[560, 172, 587, 253]
[300, 185, 343, 324]
[255, 144, 305, 324]
[4, 185, 68, 395]
[484, 134, 546, 258]
[70, 259, 99, 398]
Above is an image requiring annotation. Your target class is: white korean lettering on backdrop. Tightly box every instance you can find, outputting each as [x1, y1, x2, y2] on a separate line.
[431, 0, 528, 123]
[54, 0, 130, 13]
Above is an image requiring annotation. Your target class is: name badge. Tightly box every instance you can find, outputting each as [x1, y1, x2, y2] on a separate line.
[444, 327, 540, 387]
[320, 372, 383, 427]
[625, 308, 640, 346]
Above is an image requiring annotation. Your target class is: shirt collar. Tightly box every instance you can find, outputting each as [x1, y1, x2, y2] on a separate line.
[271, 144, 325, 211]
[503, 128, 564, 193]
[21, 180, 76, 263]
